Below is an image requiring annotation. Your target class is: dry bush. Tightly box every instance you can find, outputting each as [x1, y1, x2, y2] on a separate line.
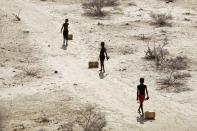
[81, 0, 118, 16]
[144, 37, 169, 66]
[76, 104, 106, 131]
[23, 66, 39, 77]
[173, 72, 191, 79]
[157, 71, 180, 88]
[156, 56, 190, 92]
[150, 12, 172, 26]
[157, 71, 191, 92]
[162, 56, 188, 70]
[13, 9, 21, 21]
[82, 0, 105, 16]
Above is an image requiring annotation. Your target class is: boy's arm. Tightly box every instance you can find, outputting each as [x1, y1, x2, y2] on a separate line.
[105, 49, 109, 59]
[136, 87, 139, 100]
[145, 86, 149, 99]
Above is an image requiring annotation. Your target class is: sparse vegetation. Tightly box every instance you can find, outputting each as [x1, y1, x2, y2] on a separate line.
[157, 71, 191, 91]
[144, 37, 191, 92]
[150, 12, 172, 26]
[13, 9, 21, 21]
[76, 104, 107, 131]
[156, 56, 190, 91]
[23, 66, 39, 77]
[104, 0, 118, 6]
[162, 56, 188, 70]
[144, 37, 169, 67]
[82, 0, 105, 16]
[173, 72, 191, 79]
[81, 0, 118, 16]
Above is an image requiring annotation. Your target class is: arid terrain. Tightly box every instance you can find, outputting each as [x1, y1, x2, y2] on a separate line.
[0, 0, 197, 130]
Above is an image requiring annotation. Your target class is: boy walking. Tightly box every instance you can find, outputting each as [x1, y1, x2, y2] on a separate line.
[137, 78, 149, 115]
[99, 42, 109, 72]
[61, 19, 69, 47]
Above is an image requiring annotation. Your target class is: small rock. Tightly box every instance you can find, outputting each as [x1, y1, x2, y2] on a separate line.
[97, 22, 103, 26]
[54, 70, 58, 74]
[119, 68, 127, 71]
[48, 45, 50, 47]
[23, 30, 30, 34]
[13, 124, 25, 130]
[184, 18, 190, 21]
[73, 83, 78, 86]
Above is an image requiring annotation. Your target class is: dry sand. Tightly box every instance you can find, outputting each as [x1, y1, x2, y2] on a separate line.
[0, 0, 197, 130]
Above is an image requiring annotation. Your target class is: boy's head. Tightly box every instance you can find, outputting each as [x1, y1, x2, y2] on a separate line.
[140, 78, 144, 84]
[65, 19, 68, 23]
[101, 42, 105, 47]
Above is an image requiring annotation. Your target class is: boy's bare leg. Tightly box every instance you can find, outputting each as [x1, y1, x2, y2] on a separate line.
[140, 105, 144, 115]
[66, 39, 68, 47]
[103, 62, 105, 73]
[100, 61, 103, 72]
[138, 107, 141, 113]
[63, 38, 65, 45]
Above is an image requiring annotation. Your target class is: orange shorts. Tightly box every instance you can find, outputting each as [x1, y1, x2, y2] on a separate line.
[139, 95, 145, 105]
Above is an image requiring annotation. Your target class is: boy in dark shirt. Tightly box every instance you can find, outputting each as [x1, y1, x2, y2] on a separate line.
[61, 19, 69, 46]
[99, 42, 109, 73]
[137, 78, 149, 115]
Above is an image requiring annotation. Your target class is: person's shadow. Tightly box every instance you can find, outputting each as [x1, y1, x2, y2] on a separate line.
[99, 71, 109, 79]
[61, 44, 68, 50]
[136, 114, 148, 124]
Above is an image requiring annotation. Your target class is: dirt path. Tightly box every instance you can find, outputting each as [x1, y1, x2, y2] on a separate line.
[1, 0, 197, 130]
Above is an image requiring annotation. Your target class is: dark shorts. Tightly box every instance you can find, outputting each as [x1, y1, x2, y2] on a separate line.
[63, 30, 68, 39]
[139, 95, 145, 105]
[100, 55, 105, 62]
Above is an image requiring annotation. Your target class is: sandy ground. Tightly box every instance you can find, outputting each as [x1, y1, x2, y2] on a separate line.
[0, 0, 197, 130]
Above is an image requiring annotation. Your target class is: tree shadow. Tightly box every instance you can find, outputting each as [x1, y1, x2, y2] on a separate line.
[99, 72, 109, 79]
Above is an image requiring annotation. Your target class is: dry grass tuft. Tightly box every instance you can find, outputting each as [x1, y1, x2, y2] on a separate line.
[162, 56, 188, 70]
[81, 0, 118, 16]
[144, 37, 169, 67]
[82, 0, 105, 16]
[23, 66, 39, 77]
[150, 12, 173, 26]
[157, 71, 191, 92]
[76, 104, 106, 131]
